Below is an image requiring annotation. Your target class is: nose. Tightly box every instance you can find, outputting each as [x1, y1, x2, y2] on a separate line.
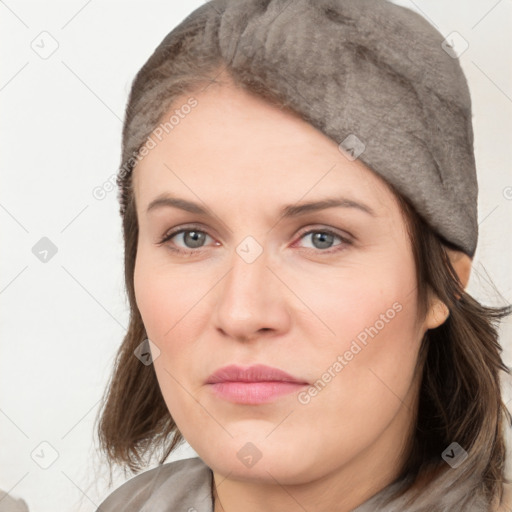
[212, 240, 291, 343]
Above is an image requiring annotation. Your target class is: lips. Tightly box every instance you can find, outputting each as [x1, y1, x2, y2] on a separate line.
[205, 364, 308, 385]
[205, 364, 309, 404]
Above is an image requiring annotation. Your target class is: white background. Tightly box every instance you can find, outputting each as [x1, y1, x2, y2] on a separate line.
[1, 1, 511, 510]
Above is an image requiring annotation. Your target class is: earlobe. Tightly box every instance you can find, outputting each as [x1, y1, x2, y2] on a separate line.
[425, 299, 450, 331]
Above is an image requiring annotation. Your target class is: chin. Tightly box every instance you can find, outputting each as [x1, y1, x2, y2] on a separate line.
[197, 439, 320, 484]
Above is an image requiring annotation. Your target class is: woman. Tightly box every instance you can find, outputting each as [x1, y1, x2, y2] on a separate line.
[94, 0, 512, 510]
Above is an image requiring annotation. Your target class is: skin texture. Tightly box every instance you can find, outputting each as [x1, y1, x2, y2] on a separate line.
[132, 80, 470, 512]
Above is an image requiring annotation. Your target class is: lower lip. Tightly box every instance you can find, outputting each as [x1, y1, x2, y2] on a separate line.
[207, 381, 308, 404]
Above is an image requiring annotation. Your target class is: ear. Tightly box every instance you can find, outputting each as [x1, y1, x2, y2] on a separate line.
[445, 247, 473, 290]
[423, 248, 473, 330]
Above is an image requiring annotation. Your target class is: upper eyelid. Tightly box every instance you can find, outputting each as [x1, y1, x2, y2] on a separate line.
[161, 224, 217, 243]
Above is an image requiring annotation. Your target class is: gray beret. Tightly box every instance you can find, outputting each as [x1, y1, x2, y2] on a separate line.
[119, 0, 478, 257]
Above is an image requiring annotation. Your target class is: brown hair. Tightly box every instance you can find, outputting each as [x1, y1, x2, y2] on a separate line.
[94, 15, 512, 510]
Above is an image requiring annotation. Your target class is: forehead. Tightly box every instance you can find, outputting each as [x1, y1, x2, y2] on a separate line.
[132, 81, 395, 216]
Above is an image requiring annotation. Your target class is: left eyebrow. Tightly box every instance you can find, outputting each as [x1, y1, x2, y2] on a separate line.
[145, 194, 376, 218]
[280, 197, 376, 218]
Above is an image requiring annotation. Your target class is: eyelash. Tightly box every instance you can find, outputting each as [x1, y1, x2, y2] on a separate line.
[157, 223, 353, 256]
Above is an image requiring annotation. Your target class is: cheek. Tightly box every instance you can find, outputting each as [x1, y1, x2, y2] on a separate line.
[133, 250, 217, 410]
[292, 253, 419, 355]
[287, 263, 422, 472]
[133, 249, 202, 343]
[133, 263, 169, 341]
[133, 254, 207, 420]
[298, 248, 422, 408]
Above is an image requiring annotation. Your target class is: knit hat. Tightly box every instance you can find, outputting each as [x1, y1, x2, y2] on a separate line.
[118, 0, 478, 257]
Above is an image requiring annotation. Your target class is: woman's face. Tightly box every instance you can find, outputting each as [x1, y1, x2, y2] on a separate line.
[132, 80, 440, 487]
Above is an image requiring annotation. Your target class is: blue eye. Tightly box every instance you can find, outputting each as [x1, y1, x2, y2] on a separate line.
[295, 229, 349, 252]
[158, 226, 214, 254]
[157, 225, 352, 255]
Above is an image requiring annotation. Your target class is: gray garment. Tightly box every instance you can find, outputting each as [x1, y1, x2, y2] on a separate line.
[95, 456, 494, 512]
[96, 458, 214, 512]
[0, 491, 29, 512]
